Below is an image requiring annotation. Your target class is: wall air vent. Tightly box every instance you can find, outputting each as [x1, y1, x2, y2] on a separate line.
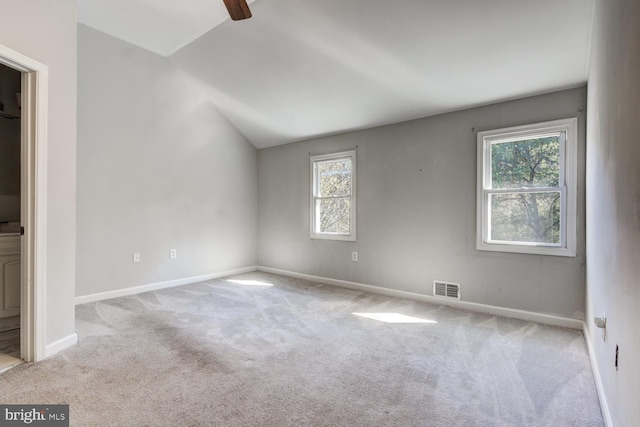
[433, 281, 461, 300]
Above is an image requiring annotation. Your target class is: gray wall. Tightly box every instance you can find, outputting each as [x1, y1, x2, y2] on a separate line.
[585, 0, 640, 425]
[0, 0, 78, 346]
[259, 87, 586, 319]
[76, 25, 258, 297]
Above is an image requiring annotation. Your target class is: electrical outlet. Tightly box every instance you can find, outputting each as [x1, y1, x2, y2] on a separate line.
[352, 251, 358, 262]
[170, 249, 177, 259]
[133, 252, 141, 263]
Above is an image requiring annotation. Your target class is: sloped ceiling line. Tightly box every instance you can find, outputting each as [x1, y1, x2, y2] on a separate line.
[78, 0, 595, 149]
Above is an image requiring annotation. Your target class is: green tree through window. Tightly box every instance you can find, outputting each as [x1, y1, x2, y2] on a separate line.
[490, 136, 560, 244]
[477, 117, 577, 257]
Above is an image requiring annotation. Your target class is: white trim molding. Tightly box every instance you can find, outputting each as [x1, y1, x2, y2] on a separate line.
[583, 322, 613, 427]
[476, 117, 578, 257]
[45, 333, 78, 359]
[258, 266, 583, 330]
[75, 266, 258, 305]
[310, 150, 357, 241]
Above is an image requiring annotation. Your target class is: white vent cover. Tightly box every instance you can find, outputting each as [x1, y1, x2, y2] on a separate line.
[433, 280, 461, 300]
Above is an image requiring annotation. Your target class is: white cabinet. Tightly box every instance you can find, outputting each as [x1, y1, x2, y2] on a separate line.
[0, 236, 20, 320]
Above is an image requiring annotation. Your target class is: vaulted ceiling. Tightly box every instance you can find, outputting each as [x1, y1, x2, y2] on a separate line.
[78, 0, 595, 148]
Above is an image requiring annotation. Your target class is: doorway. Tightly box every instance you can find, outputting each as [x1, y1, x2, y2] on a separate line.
[0, 43, 49, 366]
[0, 62, 22, 372]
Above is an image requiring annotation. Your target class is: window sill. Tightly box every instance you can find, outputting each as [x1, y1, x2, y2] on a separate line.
[310, 233, 356, 242]
[476, 242, 576, 257]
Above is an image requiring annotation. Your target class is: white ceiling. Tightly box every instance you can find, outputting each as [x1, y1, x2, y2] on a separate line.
[77, 0, 258, 56]
[78, 0, 595, 149]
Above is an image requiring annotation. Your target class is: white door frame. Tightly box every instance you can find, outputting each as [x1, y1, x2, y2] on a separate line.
[0, 44, 48, 362]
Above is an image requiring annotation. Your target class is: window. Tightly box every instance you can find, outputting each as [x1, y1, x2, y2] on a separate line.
[310, 150, 356, 241]
[477, 118, 577, 256]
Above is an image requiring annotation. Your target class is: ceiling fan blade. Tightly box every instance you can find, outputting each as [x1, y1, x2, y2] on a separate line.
[223, 0, 252, 21]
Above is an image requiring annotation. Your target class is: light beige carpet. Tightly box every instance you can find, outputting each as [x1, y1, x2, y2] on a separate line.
[0, 272, 603, 426]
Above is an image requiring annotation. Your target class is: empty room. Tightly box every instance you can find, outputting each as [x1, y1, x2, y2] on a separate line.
[0, 0, 638, 426]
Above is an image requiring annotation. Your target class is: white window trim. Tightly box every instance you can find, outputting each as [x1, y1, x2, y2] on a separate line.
[476, 118, 577, 257]
[310, 150, 356, 241]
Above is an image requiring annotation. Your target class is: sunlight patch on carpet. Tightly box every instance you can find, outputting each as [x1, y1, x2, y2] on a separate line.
[227, 279, 274, 287]
[353, 312, 438, 324]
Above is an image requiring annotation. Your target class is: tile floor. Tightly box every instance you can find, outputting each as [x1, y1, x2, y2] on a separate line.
[0, 329, 22, 373]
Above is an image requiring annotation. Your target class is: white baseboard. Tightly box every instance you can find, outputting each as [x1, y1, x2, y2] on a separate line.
[45, 333, 78, 359]
[75, 266, 258, 305]
[583, 322, 613, 427]
[258, 266, 583, 330]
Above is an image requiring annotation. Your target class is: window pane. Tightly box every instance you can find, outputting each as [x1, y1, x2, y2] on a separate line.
[317, 198, 350, 234]
[317, 158, 352, 197]
[490, 135, 560, 189]
[489, 192, 561, 244]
